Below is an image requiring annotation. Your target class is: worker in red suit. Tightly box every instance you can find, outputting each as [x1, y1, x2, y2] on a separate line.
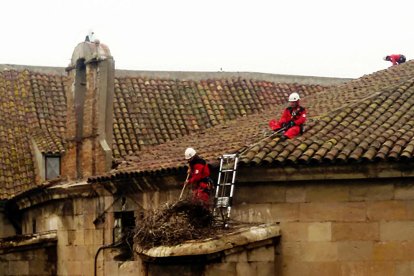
[268, 92, 307, 140]
[384, 54, 406, 65]
[184, 148, 212, 206]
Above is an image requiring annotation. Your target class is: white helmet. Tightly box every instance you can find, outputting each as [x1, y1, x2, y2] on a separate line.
[289, 92, 300, 102]
[185, 147, 196, 160]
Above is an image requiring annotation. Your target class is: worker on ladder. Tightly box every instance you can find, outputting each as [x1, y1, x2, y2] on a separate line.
[184, 148, 213, 207]
[268, 92, 307, 140]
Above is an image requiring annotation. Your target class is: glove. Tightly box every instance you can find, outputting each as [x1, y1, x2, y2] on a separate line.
[286, 121, 295, 128]
[269, 119, 279, 131]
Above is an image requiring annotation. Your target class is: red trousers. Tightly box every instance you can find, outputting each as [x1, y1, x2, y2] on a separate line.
[192, 182, 210, 204]
[269, 121, 301, 139]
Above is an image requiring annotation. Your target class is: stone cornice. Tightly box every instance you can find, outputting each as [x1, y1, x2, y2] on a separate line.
[236, 162, 414, 183]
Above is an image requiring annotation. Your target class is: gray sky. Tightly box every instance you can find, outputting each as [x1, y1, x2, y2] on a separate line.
[1, 0, 413, 78]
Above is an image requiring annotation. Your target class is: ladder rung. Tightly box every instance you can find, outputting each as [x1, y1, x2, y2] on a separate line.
[222, 154, 237, 158]
[217, 183, 234, 186]
[220, 169, 235, 172]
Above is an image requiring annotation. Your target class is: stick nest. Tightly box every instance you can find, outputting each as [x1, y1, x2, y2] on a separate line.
[134, 200, 220, 249]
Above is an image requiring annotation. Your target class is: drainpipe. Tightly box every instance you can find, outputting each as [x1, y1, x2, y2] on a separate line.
[94, 241, 122, 276]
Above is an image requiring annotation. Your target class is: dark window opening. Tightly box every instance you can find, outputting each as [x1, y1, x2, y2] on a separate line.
[32, 218, 36, 234]
[45, 155, 61, 180]
[113, 211, 135, 260]
[113, 211, 135, 243]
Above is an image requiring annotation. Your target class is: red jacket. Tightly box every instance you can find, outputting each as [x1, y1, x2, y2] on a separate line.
[388, 54, 403, 65]
[188, 156, 210, 185]
[278, 106, 307, 126]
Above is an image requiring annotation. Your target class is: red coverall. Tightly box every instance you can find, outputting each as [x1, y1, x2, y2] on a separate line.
[387, 54, 405, 65]
[269, 105, 307, 139]
[187, 156, 211, 204]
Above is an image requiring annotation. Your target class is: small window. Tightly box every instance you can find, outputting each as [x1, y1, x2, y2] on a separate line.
[113, 211, 135, 244]
[45, 155, 61, 180]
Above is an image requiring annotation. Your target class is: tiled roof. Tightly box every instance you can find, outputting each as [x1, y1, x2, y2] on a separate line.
[112, 77, 326, 158]
[0, 70, 66, 199]
[240, 77, 414, 166]
[0, 69, 327, 198]
[94, 61, 414, 180]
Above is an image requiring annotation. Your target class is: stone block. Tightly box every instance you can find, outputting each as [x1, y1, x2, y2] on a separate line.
[234, 184, 286, 204]
[225, 250, 248, 262]
[395, 185, 414, 200]
[59, 215, 75, 230]
[58, 230, 69, 246]
[0, 261, 7, 275]
[119, 261, 143, 275]
[349, 184, 394, 201]
[367, 262, 396, 276]
[396, 261, 414, 276]
[280, 261, 309, 276]
[367, 201, 408, 221]
[104, 261, 119, 276]
[29, 259, 49, 275]
[73, 214, 84, 229]
[280, 242, 303, 263]
[247, 246, 274, 262]
[57, 260, 69, 276]
[302, 242, 338, 262]
[340, 261, 368, 276]
[8, 260, 29, 275]
[94, 229, 104, 245]
[286, 186, 306, 203]
[337, 241, 373, 261]
[332, 222, 379, 241]
[280, 222, 309, 242]
[232, 204, 274, 223]
[256, 261, 275, 276]
[80, 261, 94, 276]
[84, 213, 97, 229]
[307, 261, 342, 276]
[380, 221, 414, 241]
[72, 230, 84, 246]
[48, 216, 59, 230]
[306, 185, 349, 202]
[271, 203, 300, 222]
[84, 229, 95, 245]
[74, 245, 89, 261]
[406, 202, 414, 220]
[235, 262, 257, 276]
[308, 222, 332, 241]
[299, 202, 366, 222]
[372, 241, 414, 261]
[205, 262, 236, 276]
[64, 261, 83, 276]
[59, 245, 77, 262]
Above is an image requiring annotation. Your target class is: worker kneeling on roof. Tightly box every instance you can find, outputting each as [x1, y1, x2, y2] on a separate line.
[268, 92, 307, 140]
[184, 148, 213, 206]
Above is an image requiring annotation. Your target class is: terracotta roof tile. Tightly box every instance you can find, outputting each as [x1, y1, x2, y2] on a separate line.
[93, 61, 414, 180]
[112, 77, 326, 158]
[1, 69, 327, 198]
[0, 70, 66, 198]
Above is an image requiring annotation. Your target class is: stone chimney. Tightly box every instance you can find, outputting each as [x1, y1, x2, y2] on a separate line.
[62, 40, 114, 180]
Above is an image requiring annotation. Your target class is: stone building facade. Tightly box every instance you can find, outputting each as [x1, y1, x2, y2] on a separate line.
[2, 40, 414, 276]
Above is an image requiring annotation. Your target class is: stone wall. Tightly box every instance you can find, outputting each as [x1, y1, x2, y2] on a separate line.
[18, 196, 145, 276]
[143, 243, 277, 276]
[0, 243, 56, 276]
[231, 179, 414, 276]
[11, 176, 414, 275]
[204, 242, 277, 276]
